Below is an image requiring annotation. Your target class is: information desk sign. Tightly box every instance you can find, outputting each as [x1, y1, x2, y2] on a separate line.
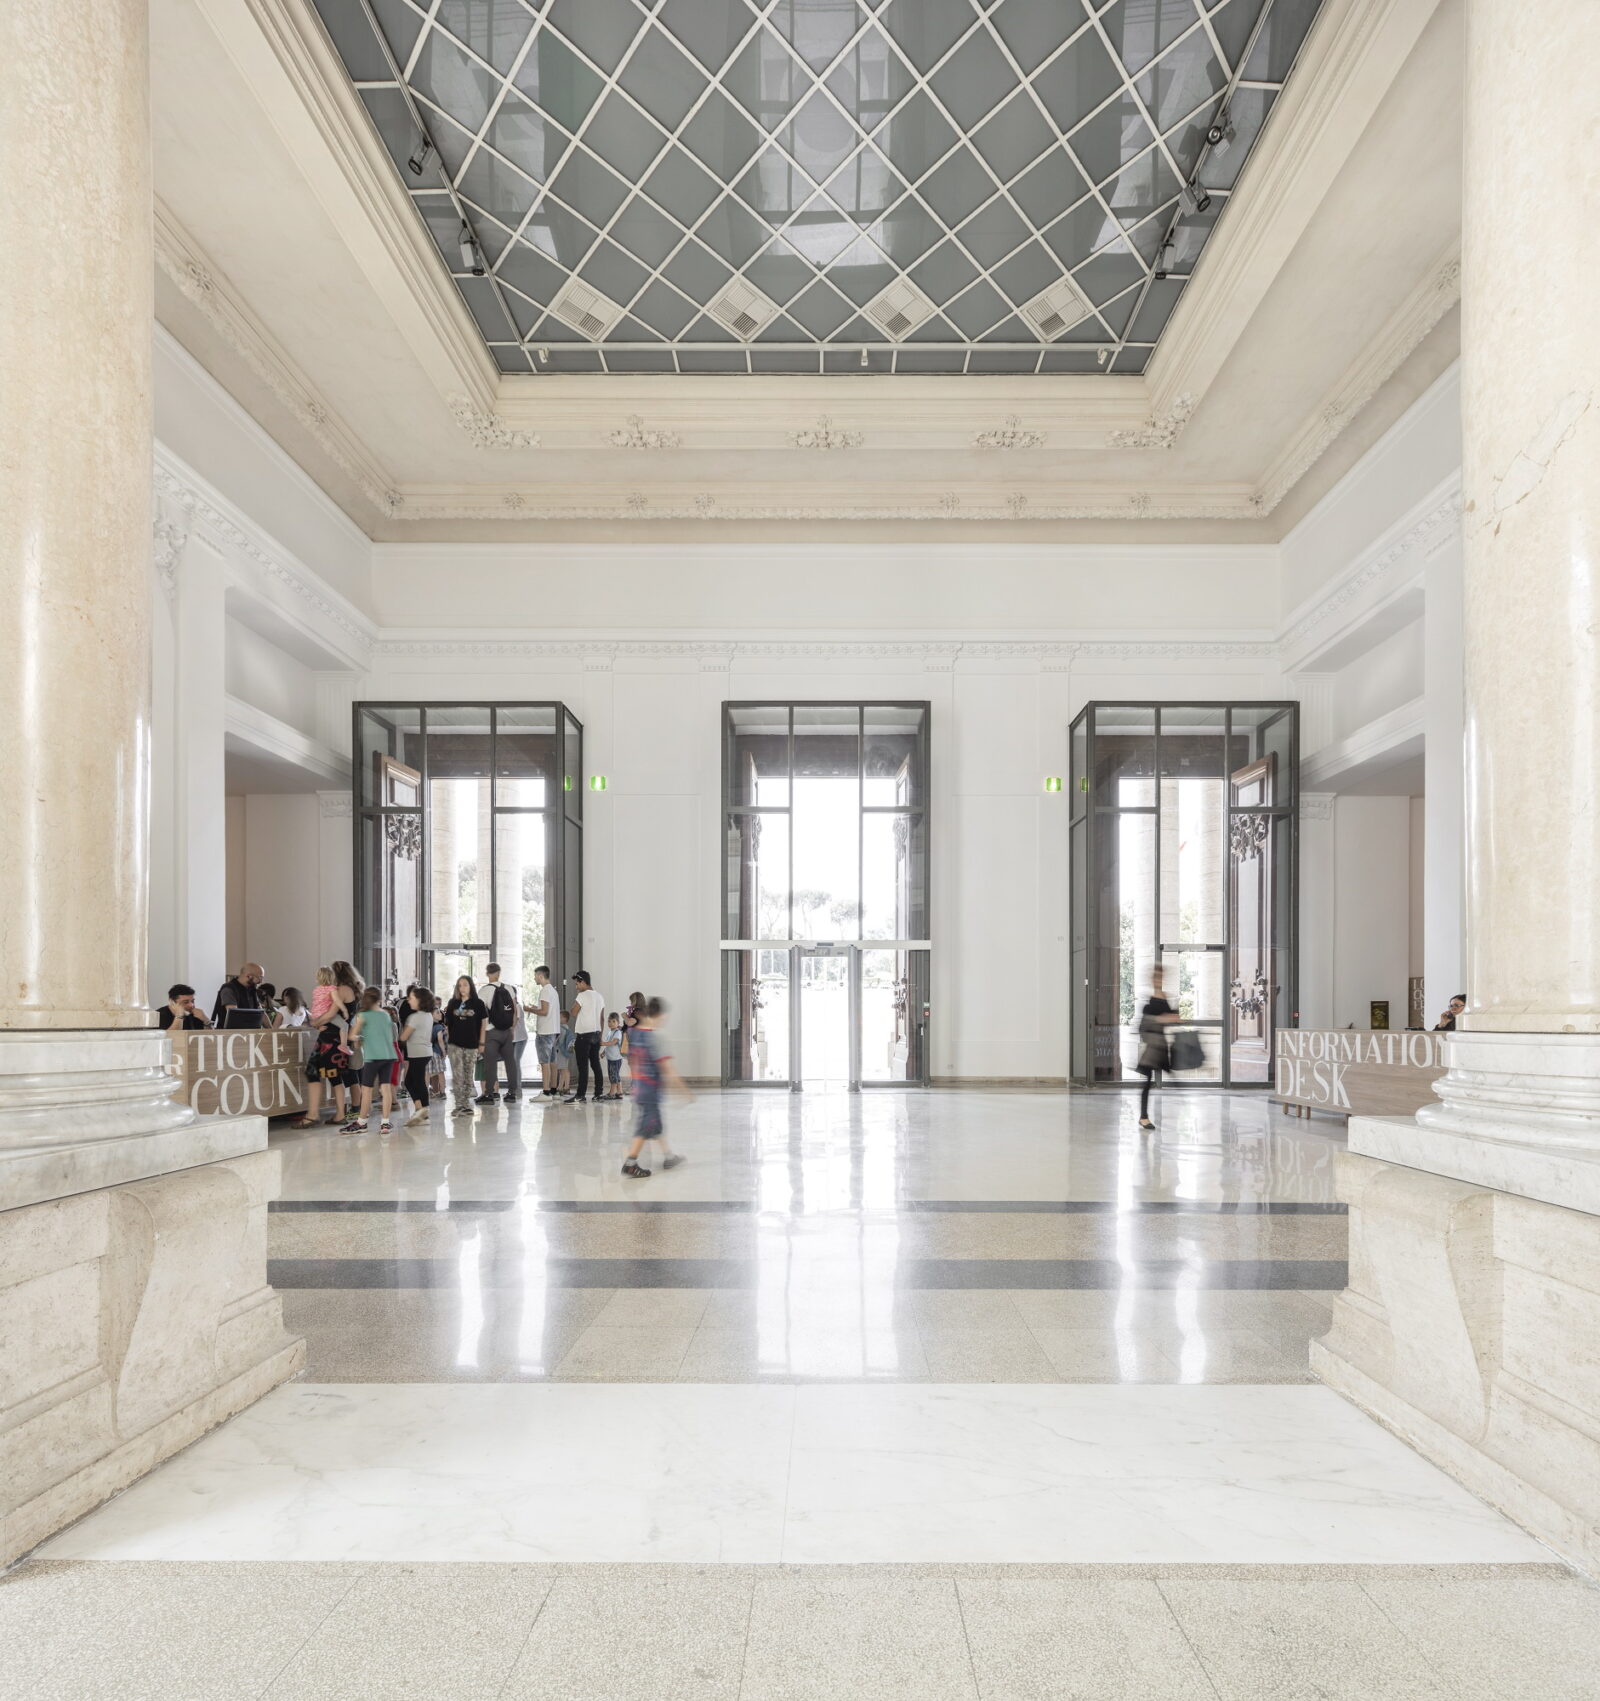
[1272, 1028, 1447, 1119]
[168, 1028, 312, 1118]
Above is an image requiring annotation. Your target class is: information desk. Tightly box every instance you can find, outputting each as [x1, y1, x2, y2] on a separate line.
[1272, 1028, 1447, 1119]
[168, 1028, 312, 1118]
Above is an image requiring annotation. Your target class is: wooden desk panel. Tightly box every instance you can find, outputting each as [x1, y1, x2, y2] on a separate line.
[1272, 1029, 1447, 1119]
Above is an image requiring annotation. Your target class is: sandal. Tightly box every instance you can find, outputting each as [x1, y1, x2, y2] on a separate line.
[288, 1117, 317, 1129]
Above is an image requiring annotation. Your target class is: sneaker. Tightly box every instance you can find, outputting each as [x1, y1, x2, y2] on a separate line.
[475, 1093, 498, 1104]
[561, 1094, 587, 1104]
[379, 1120, 392, 1133]
[451, 1106, 470, 1118]
[339, 1120, 363, 1134]
[661, 1155, 686, 1170]
[621, 1161, 651, 1178]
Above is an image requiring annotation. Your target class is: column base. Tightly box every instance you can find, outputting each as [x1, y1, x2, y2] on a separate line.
[1315, 1149, 1600, 1576]
[1, 1144, 303, 1568]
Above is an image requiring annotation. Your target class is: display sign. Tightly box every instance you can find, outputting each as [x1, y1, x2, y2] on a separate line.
[168, 1028, 312, 1118]
[1273, 1028, 1447, 1118]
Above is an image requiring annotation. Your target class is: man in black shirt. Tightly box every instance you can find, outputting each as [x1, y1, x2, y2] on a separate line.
[213, 963, 265, 1026]
[158, 984, 211, 1031]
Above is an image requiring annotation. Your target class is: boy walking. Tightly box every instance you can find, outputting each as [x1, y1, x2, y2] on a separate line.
[620, 997, 691, 1178]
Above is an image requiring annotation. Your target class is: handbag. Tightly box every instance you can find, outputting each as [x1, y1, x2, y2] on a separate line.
[1168, 1029, 1206, 1073]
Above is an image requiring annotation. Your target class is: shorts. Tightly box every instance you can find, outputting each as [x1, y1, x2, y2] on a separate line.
[634, 1094, 663, 1141]
[536, 1032, 558, 1063]
[359, 1058, 393, 1087]
[607, 1058, 622, 1082]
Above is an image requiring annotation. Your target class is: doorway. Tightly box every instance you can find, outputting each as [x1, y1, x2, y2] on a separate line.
[721, 701, 932, 1091]
[724, 943, 929, 1090]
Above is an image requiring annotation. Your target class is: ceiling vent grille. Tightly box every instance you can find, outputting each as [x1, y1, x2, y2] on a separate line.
[863, 277, 938, 341]
[550, 278, 625, 340]
[1020, 276, 1094, 341]
[708, 278, 780, 340]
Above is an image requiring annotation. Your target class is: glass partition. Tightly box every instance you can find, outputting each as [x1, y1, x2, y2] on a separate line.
[354, 702, 581, 1004]
[1068, 701, 1297, 1088]
[722, 701, 930, 1089]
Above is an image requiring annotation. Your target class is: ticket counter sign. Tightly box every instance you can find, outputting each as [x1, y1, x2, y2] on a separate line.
[1273, 1028, 1446, 1118]
[169, 1028, 311, 1118]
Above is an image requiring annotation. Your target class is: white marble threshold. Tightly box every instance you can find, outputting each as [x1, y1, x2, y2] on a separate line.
[40, 1383, 1546, 1567]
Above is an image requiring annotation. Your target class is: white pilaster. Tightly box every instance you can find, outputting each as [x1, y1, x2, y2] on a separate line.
[1422, 531, 1465, 1013]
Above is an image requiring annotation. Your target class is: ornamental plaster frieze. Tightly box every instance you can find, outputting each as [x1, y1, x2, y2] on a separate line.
[151, 499, 191, 606]
[1254, 248, 1462, 515]
[368, 636, 1275, 667]
[155, 206, 402, 519]
[1104, 393, 1198, 450]
[447, 395, 539, 450]
[153, 453, 376, 665]
[1277, 483, 1462, 664]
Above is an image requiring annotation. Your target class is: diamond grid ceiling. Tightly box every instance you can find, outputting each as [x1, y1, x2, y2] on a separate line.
[311, 0, 1325, 375]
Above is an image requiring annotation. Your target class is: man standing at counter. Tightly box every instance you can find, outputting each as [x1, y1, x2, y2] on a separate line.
[213, 962, 266, 1026]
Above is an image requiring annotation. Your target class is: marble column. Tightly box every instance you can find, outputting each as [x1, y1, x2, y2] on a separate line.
[1421, 535, 1464, 1015]
[0, 0, 301, 1564]
[0, 0, 153, 1032]
[1313, 0, 1600, 1575]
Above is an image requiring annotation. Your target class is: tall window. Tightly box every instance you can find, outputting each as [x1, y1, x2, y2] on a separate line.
[1069, 702, 1297, 1087]
[354, 702, 582, 1000]
[722, 702, 930, 1089]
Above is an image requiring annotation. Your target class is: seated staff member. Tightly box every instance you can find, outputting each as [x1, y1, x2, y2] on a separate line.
[158, 984, 211, 1030]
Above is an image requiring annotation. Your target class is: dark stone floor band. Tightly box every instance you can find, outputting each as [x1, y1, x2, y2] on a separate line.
[267, 1256, 1349, 1290]
[268, 1199, 1347, 1215]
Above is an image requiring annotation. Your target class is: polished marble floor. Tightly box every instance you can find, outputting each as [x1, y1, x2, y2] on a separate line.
[11, 1089, 1583, 1698]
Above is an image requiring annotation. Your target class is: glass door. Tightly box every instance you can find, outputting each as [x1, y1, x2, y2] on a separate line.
[795, 946, 853, 1090]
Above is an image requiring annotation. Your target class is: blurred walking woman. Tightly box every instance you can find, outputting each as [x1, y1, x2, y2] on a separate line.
[1136, 966, 1181, 1131]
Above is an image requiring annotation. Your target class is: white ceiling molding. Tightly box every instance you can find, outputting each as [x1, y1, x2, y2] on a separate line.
[1143, 0, 1447, 429]
[1278, 478, 1460, 669]
[368, 635, 1276, 666]
[445, 396, 539, 451]
[224, 694, 351, 787]
[197, 0, 497, 411]
[156, 202, 401, 517]
[1299, 694, 1426, 791]
[1253, 247, 1461, 513]
[390, 481, 1260, 523]
[155, 444, 376, 670]
[1105, 393, 1199, 450]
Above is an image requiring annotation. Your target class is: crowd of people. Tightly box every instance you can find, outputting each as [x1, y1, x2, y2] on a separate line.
[160, 959, 689, 1178]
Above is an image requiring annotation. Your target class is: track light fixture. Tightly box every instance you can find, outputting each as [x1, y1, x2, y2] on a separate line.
[1096, 347, 1110, 368]
[537, 346, 549, 364]
[1205, 113, 1235, 151]
[458, 222, 485, 276]
[1177, 181, 1212, 218]
[406, 135, 433, 177]
[859, 347, 869, 369]
[1153, 231, 1176, 281]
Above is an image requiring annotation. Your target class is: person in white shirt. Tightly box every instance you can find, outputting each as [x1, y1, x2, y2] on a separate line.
[528, 965, 562, 1098]
[562, 970, 605, 1103]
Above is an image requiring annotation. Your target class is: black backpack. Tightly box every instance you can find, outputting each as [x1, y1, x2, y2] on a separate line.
[488, 982, 517, 1030]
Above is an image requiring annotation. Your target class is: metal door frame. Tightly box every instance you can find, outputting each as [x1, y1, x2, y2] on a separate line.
[791, 942, 857, 1092]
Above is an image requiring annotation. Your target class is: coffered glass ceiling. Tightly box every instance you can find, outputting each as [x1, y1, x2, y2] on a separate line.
[310, 0, 1324, 374]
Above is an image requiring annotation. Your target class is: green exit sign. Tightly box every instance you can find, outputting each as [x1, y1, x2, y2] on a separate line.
[590, 775, 608, 791]
[1043, 776, 1063, 793]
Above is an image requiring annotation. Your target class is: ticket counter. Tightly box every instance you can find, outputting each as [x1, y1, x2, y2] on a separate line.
[1272, 1028, 1447, 1119]
[168, 1028, 312, 1118]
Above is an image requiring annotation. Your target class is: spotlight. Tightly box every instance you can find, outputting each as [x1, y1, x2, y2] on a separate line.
[537, 346, 549, 364]
[406, 135, 433, 177]
[860, 347, 869, 368]
[1205, 114, 1235, 151]
[1096, 347, 1110, 367]
[458, 222, 485, 276]
[1153, 232, 1176, 281]
[1178, 182, 1211, 217]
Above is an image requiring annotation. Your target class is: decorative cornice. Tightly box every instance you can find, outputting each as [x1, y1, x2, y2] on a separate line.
[1299, 793, 1337, 822]
[1253, 247, 1461, 515]
[608, 415, 683, 450]
[155, 202, 402, 518]
[447, 395, 540, 451]
[368, 635, 1276, 665]
[972, 415, 1047, 451]
[155, 450, 376, 664]
[1278, 485, 1461, 662]
[318, 790, 353, 819]
[790, 416, 863, 450]
[392, 482, 1261, 522]
[1106, 393, 1197, 450]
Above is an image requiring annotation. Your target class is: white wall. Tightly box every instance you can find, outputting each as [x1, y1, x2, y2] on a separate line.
[1331, 797, 1414, 1029]
[226, 617, 318, 737]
